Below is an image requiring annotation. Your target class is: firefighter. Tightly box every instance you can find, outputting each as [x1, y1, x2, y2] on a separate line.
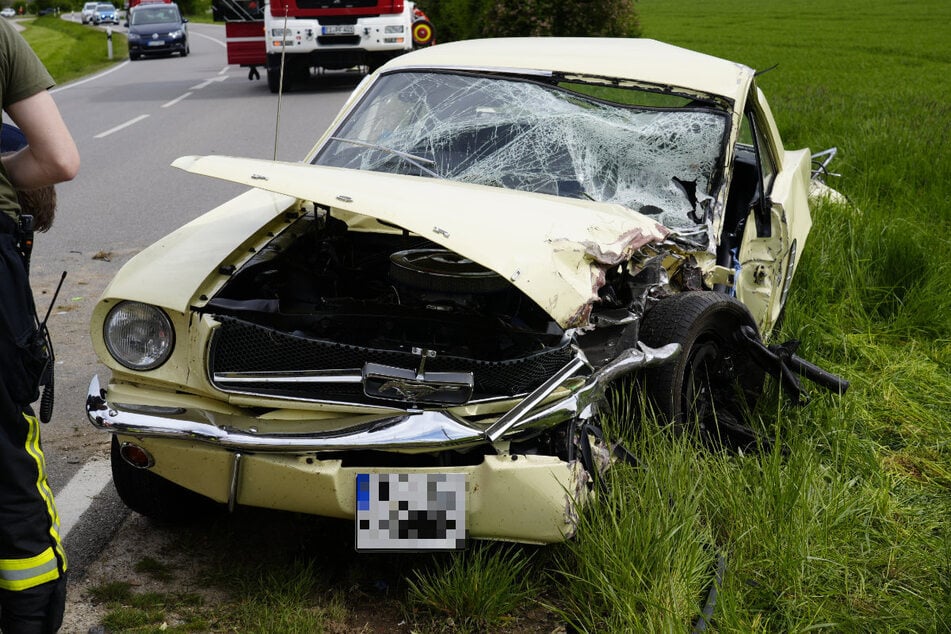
[0, 17, 79, 634]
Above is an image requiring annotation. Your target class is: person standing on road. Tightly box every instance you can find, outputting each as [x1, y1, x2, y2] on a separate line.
[0, 17, 79, 634]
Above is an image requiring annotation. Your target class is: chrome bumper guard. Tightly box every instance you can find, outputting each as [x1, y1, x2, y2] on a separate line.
[86, 343, 679, 452]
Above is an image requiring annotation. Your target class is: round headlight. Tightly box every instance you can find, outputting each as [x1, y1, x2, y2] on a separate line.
[103, 301, 174, 371]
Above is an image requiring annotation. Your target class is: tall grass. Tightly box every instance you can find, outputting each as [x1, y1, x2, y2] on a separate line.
[552, 422, 716, 632]
[542, 2, 951, 630]
[406, 543, 539, 632]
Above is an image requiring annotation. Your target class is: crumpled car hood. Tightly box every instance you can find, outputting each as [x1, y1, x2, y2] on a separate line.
[173, 156, 670, 328]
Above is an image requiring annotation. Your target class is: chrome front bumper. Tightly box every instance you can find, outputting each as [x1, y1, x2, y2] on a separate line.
[86, 343, 679, 452]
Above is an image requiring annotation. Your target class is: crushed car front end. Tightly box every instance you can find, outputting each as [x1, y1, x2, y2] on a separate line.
[86, 172, 682, 546]
[87, 38, 847, 549]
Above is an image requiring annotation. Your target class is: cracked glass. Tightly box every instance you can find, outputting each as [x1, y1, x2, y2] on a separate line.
[313, 71, 729, 238]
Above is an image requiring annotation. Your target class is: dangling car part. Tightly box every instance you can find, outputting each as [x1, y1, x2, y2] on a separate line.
[86, 38, 847, 549]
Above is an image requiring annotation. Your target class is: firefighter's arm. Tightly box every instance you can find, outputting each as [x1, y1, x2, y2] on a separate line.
[2, 91, 79, 190]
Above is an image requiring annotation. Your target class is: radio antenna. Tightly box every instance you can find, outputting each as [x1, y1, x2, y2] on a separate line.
[273, 4, 289, 160]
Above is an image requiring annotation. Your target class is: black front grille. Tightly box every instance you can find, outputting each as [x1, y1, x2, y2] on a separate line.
[316, 35, 362, 46]
[294, 0, 378, 9]
[317, 16, 359, 25]
[208, 316, 573, 405]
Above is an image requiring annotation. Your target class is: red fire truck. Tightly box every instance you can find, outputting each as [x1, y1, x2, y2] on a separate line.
[127, 0, 172, 9]
[213, 0, 434, 92]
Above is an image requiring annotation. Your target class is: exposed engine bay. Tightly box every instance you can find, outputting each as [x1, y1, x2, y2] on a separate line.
[208, 209, 565, 359]
[200, 208, 676, 408]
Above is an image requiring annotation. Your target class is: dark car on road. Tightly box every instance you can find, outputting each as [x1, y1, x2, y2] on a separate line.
[126, 2, 188, 59]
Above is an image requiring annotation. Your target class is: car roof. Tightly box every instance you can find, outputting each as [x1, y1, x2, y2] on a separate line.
[383, 38, 755, 106]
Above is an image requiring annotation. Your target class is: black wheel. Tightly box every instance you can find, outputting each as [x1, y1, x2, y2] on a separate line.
[640, 292, 764, 444]
[111, 436, 218, 522]
[266, 67, 281, 93]
[366, 52, 389, 73]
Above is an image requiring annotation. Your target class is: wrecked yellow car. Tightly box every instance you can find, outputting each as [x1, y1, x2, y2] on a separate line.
[87, 38, 846, 549]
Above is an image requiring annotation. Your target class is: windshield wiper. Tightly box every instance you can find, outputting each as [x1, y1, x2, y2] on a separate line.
[328, 136, 440, 178]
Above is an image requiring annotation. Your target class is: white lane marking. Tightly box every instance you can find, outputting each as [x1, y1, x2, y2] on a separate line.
[218, 65, 229, 75]
[56, 458, 113, 540]
[95, 114, 150, 138]
[51, 61, 131, 93]
[162, 92, 193, 108]
[190, 75, 229, 90]
[191, 30, 226, 47]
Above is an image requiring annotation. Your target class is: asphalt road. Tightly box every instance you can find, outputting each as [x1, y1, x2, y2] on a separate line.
[18, 20, 361, 577]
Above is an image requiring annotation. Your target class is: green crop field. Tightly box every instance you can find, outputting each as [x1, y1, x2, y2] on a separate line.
[35, 0, 949, 631]
[554, 2, 951, 630]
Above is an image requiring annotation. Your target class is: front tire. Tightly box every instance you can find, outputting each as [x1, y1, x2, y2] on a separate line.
[640, 292, 764, 445]
[266, 67, 281, 93]
[111, 436, 218, 522]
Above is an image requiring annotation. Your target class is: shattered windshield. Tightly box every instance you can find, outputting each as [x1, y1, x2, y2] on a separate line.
[313, 71, 729, 235]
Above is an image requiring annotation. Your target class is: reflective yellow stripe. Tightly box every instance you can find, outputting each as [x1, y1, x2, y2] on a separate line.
[0, 546, 60, 591]
[19, 413, 68, 578]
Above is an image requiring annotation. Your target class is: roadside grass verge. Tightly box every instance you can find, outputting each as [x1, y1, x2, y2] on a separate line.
[20, 16, 126, 84]
[88, 580, 209, 633]
[213, 562, 348, 633]
[83, 0, 949, 631]
[406, 542, 540, 632]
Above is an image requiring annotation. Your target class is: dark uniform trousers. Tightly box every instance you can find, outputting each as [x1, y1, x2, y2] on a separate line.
[0, 216, 67, 634]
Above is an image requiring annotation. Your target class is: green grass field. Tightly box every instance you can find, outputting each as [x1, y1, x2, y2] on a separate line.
[30, 1, 949, 631]
[552, 2, 950, 630]
[20, 16, 128, 84]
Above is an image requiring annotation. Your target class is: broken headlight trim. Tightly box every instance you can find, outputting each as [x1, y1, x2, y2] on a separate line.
[103, 301, 174, 371]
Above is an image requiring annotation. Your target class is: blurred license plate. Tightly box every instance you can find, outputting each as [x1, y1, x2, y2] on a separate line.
[355, 473, 466, 551]
[147, 41, 164, 46]
[322, 25, 354, 35]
